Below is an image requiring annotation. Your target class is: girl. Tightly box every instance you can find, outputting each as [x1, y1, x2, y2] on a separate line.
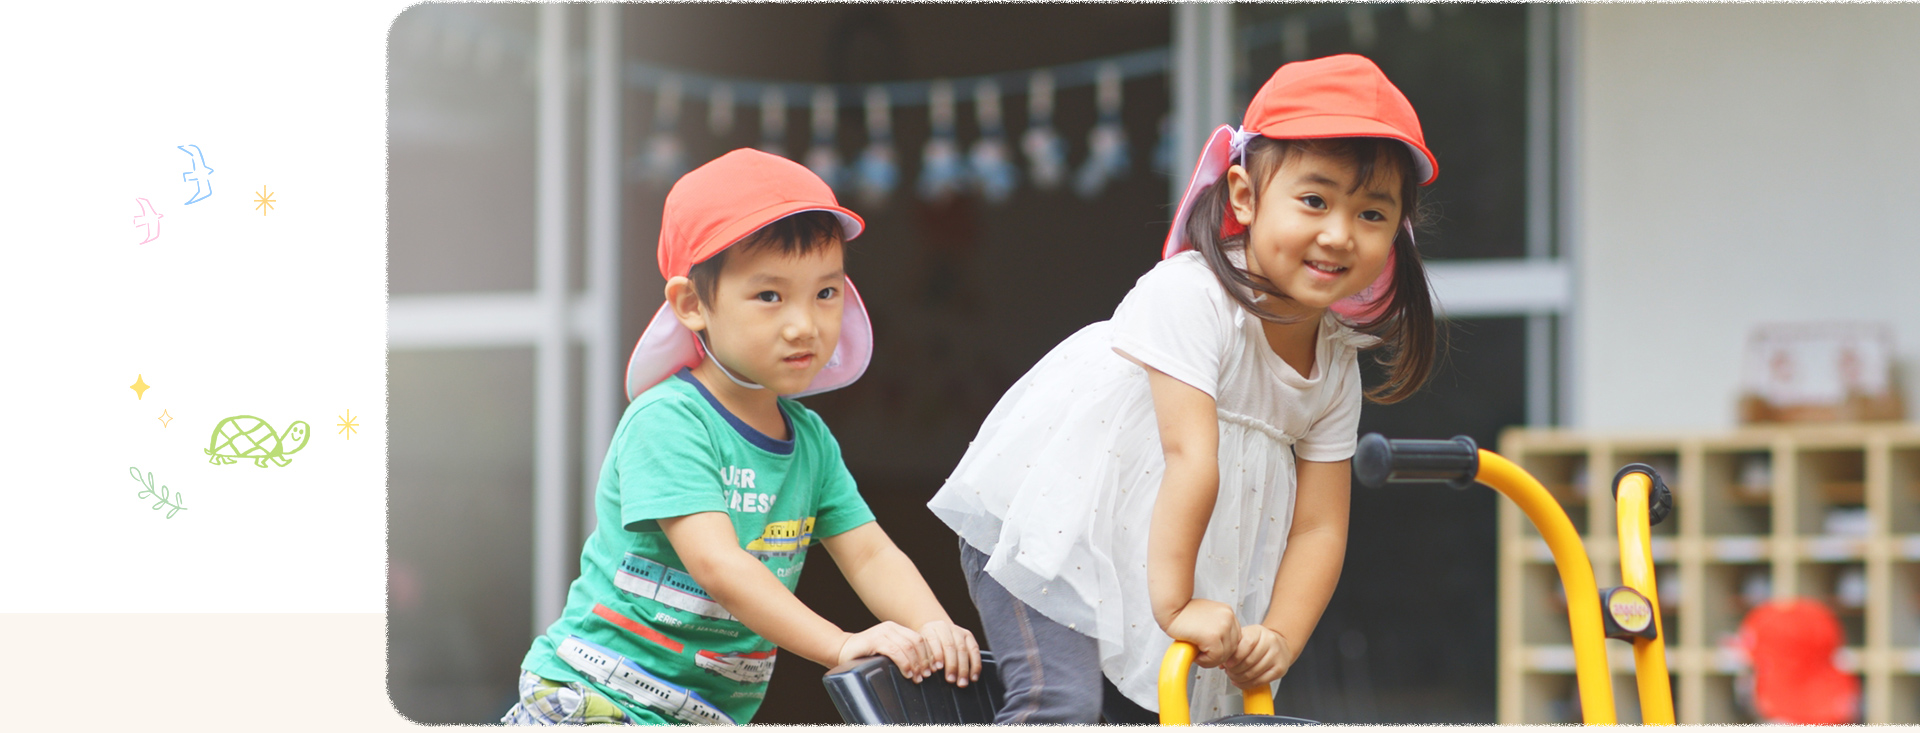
[928, 54, 1441, 723]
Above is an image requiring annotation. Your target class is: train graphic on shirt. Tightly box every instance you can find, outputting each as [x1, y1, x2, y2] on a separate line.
[744, 517, 815, 559]
[616, 554, 735, 621]
[694, 648, 778, 684]
[558, 636, 734, 725]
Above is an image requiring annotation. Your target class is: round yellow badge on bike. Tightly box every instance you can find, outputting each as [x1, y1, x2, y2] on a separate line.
[1600, 586, 1657, 640]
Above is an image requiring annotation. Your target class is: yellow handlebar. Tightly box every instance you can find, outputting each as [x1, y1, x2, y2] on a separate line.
[1615, 470, 1675, 725]
[1157, 641, 1275, 725]
[1474, 451, 1618, 725]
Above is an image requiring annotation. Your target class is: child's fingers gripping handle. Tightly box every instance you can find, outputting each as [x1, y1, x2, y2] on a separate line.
[1157, 641, 1275, 725]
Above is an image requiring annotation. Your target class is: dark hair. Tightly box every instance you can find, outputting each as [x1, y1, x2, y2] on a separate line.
[1183, 136, 1438, 404]
[688, 210, 843, 307]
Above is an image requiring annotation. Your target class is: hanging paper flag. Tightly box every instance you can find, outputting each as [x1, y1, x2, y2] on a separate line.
[1347, 6, 1377, 49]
[1021, 70, 1067, 192]
[1074, 63, 1130, 200]
[968, 79, 1016, 204]
[709, 83, 735, 136]
[1282, 17, 1310, 61]
[641, 75, 688, 188]
[759, 86, 788, 159]
[805, 86, 846, 191]
[918, 79, 966, 202]
[856, 85, 898, 208]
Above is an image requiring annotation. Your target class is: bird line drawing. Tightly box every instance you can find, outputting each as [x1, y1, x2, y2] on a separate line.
[133, 198, 164, 244]
[178, 144, 215, 205]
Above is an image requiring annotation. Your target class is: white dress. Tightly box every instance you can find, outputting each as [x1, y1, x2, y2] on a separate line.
[928, 251, 1376, 719]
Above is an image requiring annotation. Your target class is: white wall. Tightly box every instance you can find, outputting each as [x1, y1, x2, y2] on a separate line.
[1572, 4, 1920, 429]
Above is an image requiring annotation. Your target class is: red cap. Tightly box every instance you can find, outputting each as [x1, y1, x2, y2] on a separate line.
[1163, 55, 1436, 321]
[626, 149, 871, 399]
[1239, 53, 1435, 187]
[1738, 600, 1860, 724]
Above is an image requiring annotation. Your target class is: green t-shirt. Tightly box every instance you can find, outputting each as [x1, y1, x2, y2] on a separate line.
[521, 369, 876, 724]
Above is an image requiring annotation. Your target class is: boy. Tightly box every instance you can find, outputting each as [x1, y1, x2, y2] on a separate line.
[506, 149, 980, 725]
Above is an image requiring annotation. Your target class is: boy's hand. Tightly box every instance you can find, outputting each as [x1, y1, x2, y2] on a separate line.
[837, 621, 934, 682]
[918, 620, 982, 688]
[1165, 598, 1241, 668]
[1224, 624, 1293, 689]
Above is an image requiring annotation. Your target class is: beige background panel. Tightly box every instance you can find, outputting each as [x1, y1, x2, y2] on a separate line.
[2, 614, 421, 731]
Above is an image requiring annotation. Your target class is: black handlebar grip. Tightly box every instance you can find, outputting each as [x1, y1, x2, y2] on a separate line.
[1354, 433, 1480, 490]
[1611, 463, 1674, 527]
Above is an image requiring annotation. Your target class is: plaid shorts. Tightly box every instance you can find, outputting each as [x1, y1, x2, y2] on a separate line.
[501, 671, 648, 726]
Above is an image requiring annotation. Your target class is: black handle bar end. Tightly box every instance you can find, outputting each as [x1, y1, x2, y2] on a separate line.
[1355, 433, 1479, 490]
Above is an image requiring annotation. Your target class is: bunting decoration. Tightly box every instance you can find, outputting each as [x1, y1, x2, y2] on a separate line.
[758, 86, 787, 160]
[395, 5, 1441, 205]
[1021, 70, 1067, 192]
[856, 86, 899, 208]
[638, 75, 688, 187]
[968, 79, 1016, 204]
[1074, 63, 1130, 200]
[708, 83, 735, 136]
[918, 80, 967, 202]
[805, 86, 847, 191]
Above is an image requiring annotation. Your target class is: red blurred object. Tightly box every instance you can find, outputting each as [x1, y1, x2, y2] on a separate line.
[1737, 599, 1860, 724]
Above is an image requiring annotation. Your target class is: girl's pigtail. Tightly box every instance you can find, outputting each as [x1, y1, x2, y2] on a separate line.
[1356, 224, 1438, 404]
[1188, 142, 1310, 325]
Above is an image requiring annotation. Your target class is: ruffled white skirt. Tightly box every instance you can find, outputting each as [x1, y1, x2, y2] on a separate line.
[929, 321, 1299, 719]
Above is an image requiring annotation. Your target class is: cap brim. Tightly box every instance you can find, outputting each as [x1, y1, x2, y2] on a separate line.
[688, 202, 865, 271]
[1162, 120, 1436, 261]
[625, 278, 874, 400]
[1256, 114, 1437, 186]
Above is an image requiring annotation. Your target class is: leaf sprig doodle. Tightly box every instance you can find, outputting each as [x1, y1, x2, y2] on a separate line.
[128, 467, 188, 518]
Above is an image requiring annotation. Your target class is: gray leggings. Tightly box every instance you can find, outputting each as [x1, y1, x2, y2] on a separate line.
[960, 540, 1157, 725]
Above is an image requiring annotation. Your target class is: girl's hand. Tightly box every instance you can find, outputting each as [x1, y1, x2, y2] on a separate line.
[1166, 598, 1241, 668]
[918, 620, 983, 687]
[1224, 624, 1294, 689]
[837, 621, 934, 682]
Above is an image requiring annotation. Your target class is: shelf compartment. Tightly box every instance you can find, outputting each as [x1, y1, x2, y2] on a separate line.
[1702, 564, 1771, 644]
[1895, 562, 1920, 647]
[1515, 451, 1589, 537]
[1520, 672, 1581, 724]
[1892, 674, 1920, 725]
[1522, 564, 1573, 646]
[1793, 562, 1868, 647]
[1700, 450, 1774, 535]
[1893, 447, 1920, 535]
[1698, 672, 1757, 724]
[1794, 448, 1867, 536]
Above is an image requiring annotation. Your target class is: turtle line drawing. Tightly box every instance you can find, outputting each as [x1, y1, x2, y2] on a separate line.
[206, 415, 310, 467]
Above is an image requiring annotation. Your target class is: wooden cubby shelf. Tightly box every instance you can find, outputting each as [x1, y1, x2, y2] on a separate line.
[1498, 422, 1920, 724]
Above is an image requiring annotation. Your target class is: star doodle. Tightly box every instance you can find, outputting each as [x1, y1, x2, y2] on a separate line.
[130, 374, 151, 400]
[338, 410, 359, 440]
[158, 409, 173, 427]
[253, 186, 275, 216]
